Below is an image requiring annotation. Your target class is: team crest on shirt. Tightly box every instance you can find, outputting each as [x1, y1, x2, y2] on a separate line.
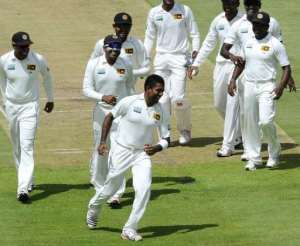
[155, 15, 163, 21]
[261, 45, 270, 52]
[133, 106, 142, 113]
[153, 112, 161, 121]
[125, 48, 134, 54]
[7, 64, 15, 70]
[97, 68, 106, 74]
[117, 68, 126, 74]
[27, 64, 36, 70]
[173, 13, 183, 20]
[217, 25, 225, 31]
[240, 28, 248, 33]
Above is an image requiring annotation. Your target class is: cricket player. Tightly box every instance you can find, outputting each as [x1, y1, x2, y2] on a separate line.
[188, 0, 243, 157]
[0, 32, 54, 202]
[90, 12, 150, 89]
[144, 0, 200, 145]
[86, 74, 169, 241]
[220, 0, 289, 161]
[228, 11, 291, 171]
[83, 35, 134, 207]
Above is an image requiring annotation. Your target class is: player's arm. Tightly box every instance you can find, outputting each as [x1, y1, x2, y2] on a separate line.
[189, 18, 218, 79]
[98, 112, 114, 155]
[185, 6, 200, 60]
[144, 10, 157, 58]
[228, 61, 245, 97]
[0, 58, 7, 112]
[38, 55, 54, 113]
[132, 40, 151, 78]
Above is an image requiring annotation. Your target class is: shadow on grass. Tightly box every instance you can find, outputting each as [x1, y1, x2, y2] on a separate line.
[170, 137, 223, 148]
[266, 153, 300, 170]
[30, 183, 90, 201]
[261, 142, 298, 152]
[119, 188, 180, 208]
[126, 176, 196, 187]
[96, 224, 218, 238]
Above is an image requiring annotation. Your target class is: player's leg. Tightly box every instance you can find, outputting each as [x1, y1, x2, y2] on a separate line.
[244, 81, 262, 170]
[258, 82, 280, 168]
[17, 101, 39, 199]
[122, 152, 151, 240]
[87, 144, 133, 228]
[169, 54, 192, 144]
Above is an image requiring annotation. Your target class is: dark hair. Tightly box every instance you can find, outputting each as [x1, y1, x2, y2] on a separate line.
[222, 0, 239, 5]
[144, 74, 164, 91]
[244, 0, 261, 7]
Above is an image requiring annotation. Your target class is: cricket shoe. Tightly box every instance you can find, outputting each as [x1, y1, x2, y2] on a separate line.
[266, 157, 280, 168]
[245, 161, 263, 171]
[17, 192, 30, 203]
[179, 130, 191, 145]
[107, 197, 121, 209]
[86, 206, 100, 229]
[216, 147, 233, 157]
[121, 229, 143, 241]
[241, 153, 249, 161]
[28, 184, 35, 193]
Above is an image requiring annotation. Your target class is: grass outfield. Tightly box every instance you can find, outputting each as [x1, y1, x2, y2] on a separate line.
[0, 0, 300, 245]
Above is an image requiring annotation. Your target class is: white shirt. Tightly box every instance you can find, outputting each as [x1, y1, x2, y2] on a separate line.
[224, 14, 282, 54]
[242, 33, 289, 82]
[90, 36, 150, 78]
[112, 93, 169, 149]
[193, 11, 244, 66]
[0, 50, 53, 104]
[82, 55, 134, 109]
[144, 2, 200, 57]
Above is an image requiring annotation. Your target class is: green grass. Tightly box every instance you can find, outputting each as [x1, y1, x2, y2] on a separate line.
[0, 0, 300, 245]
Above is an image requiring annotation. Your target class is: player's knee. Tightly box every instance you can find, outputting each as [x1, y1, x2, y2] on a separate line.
[259, 118, 273, 128]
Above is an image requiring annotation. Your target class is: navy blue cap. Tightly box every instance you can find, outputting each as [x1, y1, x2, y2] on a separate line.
[12, 31, 33, 46]
[103, 35, 122, 50]
[251, 11, 270, 25]
[114, 12, 132, 25]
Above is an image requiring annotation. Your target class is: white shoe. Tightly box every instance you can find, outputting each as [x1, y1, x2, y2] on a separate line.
[216, 148, 233, 157]
[241, 153, 249, 161]
[179, 130, 191, 145]
[266, 157, 279, 168]
[245, 161, 256, 171]
[86, 206, 100, 229]
[121, 229, 143, 241]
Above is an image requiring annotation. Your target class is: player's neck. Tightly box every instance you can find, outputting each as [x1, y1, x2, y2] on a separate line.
[162, 3, 174, 12]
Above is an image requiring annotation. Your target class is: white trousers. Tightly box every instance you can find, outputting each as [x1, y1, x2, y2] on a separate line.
[90, 105, 126, 198]
[154, 53, 191, 132]
[89, 143, 152, 231]
[244, 81, 281, 163]
[213, 62, 241, 150]
[5, 100, 38, 194]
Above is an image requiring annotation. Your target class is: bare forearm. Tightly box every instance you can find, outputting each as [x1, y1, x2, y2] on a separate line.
[100, 113, 114, 143]
[279, 65, 291, 89]
[220, 43, 233, 59]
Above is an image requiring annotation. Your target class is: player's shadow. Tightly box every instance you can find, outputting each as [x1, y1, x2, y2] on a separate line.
[261, 142, 298, 152]
[262, 153, 300, 170]
[30, 183, 90, 201]
[96, 224, 218, 238]
[170, 137, 223, 148]
[126, 176, 196, 187]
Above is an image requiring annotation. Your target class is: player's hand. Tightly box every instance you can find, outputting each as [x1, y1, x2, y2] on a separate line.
[187, 66, 199, 80]
[102, 95, 117, 105]
[228, 80, 237, 97]
[44, 102, 54, 113]
[272, 86, 285, 100]
[144, 144, 162, 156]
[191, 50, 198, 60]
[286, 76, 296, 92]
[98, 143, 108, 155]
[229, 54, 244, 68]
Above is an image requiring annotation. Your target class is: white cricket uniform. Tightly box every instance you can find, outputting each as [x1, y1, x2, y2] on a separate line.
[224, 14, 282, 153]
[83, 55, 134, 199]
[88, 93, 169, 231]
[0, 50, 53, 194]
[241, 33, 289, 163]
[193, 11, 243, 151]
[144, 2, 200, 133]
[90, 36, 150, 88]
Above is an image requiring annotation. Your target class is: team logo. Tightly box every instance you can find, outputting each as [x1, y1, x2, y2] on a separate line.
[22, 34, 28, 40]
[257, 13, 264, 19]
[153, 112, 161, 120]
[7, 64, 15, 70]
[156, 15, 163, 21]
[122, 14, 128, 21]
[125, 48, 134, 54]
[240, 27, 248, 33]
[133, 106, 142, 113]
[117, 68, 126, 74]
[174, 13, 183, 20]
[218, 25, 225, 31]
[261, 45, 270, 51]
[97, 69, 105, 74]
[27, 64, 36, 70]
